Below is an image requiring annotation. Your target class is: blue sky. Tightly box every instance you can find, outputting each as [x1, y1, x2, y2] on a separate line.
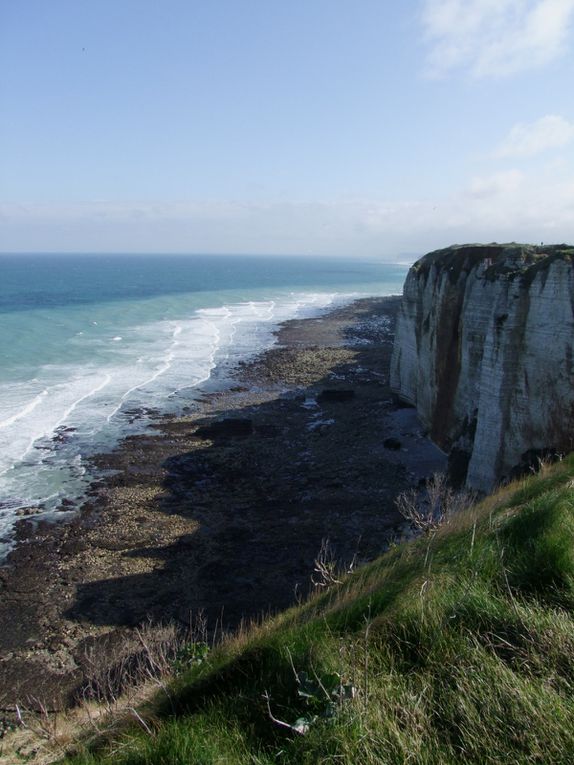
[2, 0, 574, 258]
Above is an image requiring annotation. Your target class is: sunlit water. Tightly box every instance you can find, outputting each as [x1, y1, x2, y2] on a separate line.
[0, 254, 407, 554]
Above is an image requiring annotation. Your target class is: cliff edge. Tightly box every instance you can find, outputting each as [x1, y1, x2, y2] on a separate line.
[390, 243, 574, 491]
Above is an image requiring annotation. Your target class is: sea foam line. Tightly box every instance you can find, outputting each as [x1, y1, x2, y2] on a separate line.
[164, 315, 224, 397]
[0, 373, 113, 477]
[105, 323, 181, 423]
[0, 389, 49, 430]
[105, 320, 212, 422]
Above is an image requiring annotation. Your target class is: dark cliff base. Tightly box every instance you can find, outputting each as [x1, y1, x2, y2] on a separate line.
[0, 296, 445, 710]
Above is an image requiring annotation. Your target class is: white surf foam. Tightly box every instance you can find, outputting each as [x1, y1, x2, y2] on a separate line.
[0, 388, 49, 430]
[0, 290, 350, 556]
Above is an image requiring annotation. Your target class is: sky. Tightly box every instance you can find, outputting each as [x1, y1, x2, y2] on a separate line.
[1, 0, 574, 259]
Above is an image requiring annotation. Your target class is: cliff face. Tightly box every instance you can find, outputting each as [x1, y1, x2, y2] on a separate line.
[390, 244, 574, 492]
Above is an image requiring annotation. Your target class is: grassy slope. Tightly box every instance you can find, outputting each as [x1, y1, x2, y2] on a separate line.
[67, 455, 574, 765]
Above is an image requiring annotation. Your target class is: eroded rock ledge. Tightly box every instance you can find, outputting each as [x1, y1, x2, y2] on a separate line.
[390, 243, 574, 491]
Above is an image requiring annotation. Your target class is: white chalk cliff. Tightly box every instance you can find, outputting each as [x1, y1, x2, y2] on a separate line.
[390, 244, 574, 492]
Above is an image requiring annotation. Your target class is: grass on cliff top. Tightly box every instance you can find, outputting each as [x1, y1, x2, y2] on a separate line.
[65, 455, 574, 765]
[411, 242, 574, 286]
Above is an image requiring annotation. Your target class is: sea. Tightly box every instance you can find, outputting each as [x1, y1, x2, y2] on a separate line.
[0, 253, 407, 555]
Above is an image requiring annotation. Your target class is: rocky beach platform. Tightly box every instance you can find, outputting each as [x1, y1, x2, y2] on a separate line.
[0, 296, 445, 710]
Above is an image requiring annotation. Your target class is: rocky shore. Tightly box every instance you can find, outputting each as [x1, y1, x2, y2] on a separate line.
[0, 296, 445, 710]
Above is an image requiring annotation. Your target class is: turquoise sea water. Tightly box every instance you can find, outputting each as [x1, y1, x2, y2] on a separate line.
[0, 254, 407, 553]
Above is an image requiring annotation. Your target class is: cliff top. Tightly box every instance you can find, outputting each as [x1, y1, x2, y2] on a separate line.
[413, 242, 574, 285]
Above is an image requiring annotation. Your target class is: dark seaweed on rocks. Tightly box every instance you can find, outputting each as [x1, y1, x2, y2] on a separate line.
[194, 418, 254, 440]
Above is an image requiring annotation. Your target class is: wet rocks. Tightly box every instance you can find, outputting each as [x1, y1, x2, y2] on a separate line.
[317, 389, 355, 403]
[195, 418, 254, 440]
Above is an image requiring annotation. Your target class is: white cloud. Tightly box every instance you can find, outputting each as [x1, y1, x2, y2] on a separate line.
[467, 169, 525, 197]
[421, 0, 574, 77]
[495, 115, 574, 157]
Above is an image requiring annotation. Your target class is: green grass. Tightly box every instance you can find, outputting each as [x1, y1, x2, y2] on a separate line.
[65, 455, 574, 764]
